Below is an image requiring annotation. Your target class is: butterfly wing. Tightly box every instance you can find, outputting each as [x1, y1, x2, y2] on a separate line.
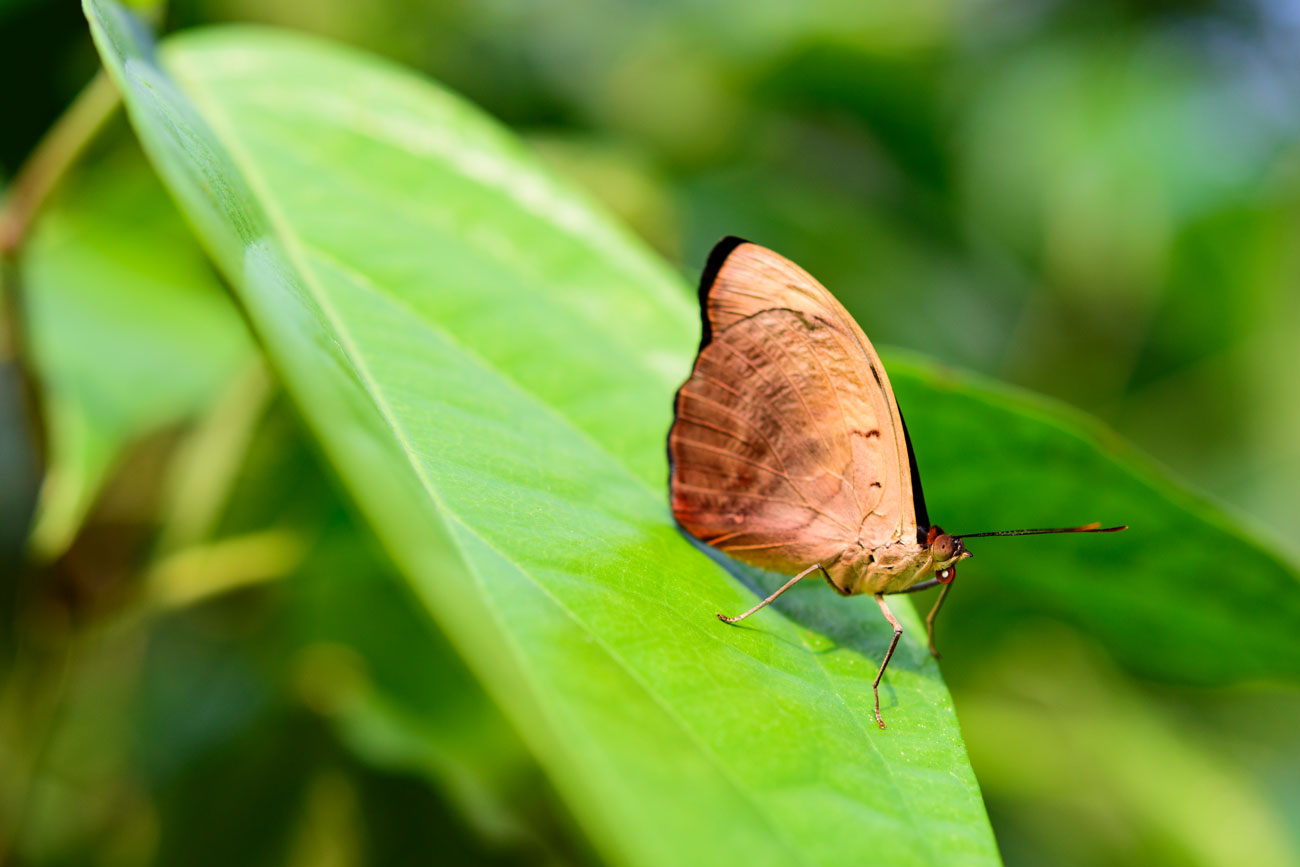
[697, 237, 887, 356]
[669, 238, 920, 576]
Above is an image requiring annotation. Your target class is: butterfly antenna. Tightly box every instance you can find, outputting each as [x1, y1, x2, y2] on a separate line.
[955, 522, 1127, 540]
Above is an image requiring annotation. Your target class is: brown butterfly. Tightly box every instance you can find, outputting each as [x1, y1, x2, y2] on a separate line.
[668, 237, 1125, 729]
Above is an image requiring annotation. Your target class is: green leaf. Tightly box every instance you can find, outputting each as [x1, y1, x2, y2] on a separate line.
[84, 4, 998, 865]
[889, 355, 1300, 686]
[20, 135, 252, 557]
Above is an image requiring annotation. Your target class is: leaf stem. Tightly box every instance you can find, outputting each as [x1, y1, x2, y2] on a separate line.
[0, 72, 121, 259]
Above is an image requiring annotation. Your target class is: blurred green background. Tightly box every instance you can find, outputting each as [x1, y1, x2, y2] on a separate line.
[2, 0, 1299, 865]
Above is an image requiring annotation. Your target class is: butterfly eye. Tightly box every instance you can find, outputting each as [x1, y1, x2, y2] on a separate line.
[932, 533, 956, 561]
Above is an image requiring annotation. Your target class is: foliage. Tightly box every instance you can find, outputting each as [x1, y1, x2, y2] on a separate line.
[2, 0, 1298, 865]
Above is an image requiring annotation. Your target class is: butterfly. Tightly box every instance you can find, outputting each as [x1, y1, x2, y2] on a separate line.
[667, 237, 1125, 729]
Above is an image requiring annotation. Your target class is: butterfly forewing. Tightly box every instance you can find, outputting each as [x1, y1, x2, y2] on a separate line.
[670, 239, 918, 575]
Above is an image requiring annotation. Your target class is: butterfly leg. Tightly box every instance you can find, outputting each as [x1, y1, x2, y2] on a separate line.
[716, 563, 830, 623]
[924, 581, 953, 659]
[872, 594, 903, 730]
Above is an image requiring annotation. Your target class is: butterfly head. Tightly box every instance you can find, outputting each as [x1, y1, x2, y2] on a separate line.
[925, 525, 971, 583]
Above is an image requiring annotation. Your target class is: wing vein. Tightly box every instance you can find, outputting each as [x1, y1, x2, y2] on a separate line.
[671, 438, 797, 483]
[731, 321, 850, 492]
[677, 391, 821, 512]
[758, 314, 866, 518]
[674, 483, 856, 532]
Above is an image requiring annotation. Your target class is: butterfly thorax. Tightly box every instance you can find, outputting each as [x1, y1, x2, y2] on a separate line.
[828, 539, 937, 596]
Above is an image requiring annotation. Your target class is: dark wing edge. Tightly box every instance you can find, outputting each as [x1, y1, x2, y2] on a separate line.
[696, 236, 751, 351]
[668, 235, 753, 496]
[897, 407, 930, 542]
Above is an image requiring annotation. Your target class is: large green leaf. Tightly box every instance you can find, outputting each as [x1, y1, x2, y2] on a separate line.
[84, 4, 998, 865]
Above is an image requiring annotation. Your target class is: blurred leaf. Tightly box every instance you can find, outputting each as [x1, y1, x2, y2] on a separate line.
[148, 709, 327, 867]
[957, 35, 1276, 290]
[157, 394, 566, 858]
[891, 355, 1300, 687]
[286, 513, 564, 856]
[15, 396, 570, 866]
[954, 628, 1297, 867]
[19, 134, 252, 558]
[85, 5, 999, 866]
